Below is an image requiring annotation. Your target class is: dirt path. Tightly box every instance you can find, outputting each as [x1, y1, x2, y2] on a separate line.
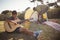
[44, 21, 60, 31]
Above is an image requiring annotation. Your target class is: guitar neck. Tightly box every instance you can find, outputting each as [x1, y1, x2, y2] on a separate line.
[17, 19, 29, 24]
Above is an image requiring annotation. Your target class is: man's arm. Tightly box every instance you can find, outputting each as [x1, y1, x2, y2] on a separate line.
[5, 18, 17, 25]
[5, 18, 11, 22]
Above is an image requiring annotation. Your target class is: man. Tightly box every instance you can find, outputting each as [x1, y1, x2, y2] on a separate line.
[5, 10, 42, 39]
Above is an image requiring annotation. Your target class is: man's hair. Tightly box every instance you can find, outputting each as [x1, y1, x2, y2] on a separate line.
[12, 10, 17, 14]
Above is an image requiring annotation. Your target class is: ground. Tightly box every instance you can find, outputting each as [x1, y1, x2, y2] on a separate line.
[30, 22, 60, 40]
[0, 19, 60, 40]
[49, 19, 60, 24]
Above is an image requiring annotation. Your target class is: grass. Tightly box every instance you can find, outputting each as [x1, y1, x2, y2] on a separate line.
[0, 21, 60, 40]
[30, 22, 60, 40]
[0, 21, 5, 32]
[49, 19, 60, 24]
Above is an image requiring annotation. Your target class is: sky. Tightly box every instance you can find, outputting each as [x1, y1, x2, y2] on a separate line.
[0, 0, 58, 13]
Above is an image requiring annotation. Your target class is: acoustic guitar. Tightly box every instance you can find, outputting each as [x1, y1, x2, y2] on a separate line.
[4, 19, 32, 32]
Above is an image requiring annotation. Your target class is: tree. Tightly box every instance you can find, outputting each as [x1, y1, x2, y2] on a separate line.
[25, 7, 30, 11]
[0, 14, 4, 21]
[1, 10, 12, 20]
[30, 0, 35, 2]
[47, 7, 60, 19]
[18, 11, 25, 20]
[1, 10, 9, 14]
[30, 0, 60, 7]
[57, 0, 60, 2]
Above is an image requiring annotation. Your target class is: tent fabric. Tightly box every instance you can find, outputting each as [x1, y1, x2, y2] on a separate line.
[35, 5, 49, 14]
[25, 8, 34, 19]
[30, 11, 38, 22]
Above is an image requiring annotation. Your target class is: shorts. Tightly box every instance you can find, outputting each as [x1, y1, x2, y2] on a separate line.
[14, 27, 21, 33]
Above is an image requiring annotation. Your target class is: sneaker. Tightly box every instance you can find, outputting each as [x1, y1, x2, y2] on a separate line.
[34, 30, 43, 39]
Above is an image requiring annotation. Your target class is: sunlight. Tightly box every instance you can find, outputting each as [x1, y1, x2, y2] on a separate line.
[57, 2, 60, 6]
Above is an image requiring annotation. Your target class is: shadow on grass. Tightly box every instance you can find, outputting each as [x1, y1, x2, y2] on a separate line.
[0, 32, 37, 40]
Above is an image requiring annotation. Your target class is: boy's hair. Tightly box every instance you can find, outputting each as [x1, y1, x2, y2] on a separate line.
[12, 10, 17, 14]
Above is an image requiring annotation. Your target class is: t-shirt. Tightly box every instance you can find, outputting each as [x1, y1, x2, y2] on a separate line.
[8, 16, 17, 20]
[7, 16, 21, 23]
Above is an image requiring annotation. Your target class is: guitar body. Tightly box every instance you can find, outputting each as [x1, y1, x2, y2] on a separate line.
[4, 21, 23, 32]
[4, 18, 32, 32]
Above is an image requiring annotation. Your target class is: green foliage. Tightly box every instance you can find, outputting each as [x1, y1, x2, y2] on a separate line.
[47, 7, 60, 19]
[1, 10, 9, 14]
[35, 5, 60, 19]
[0, 14, 5, 21]
[18, 13, 25, 20]
[0, 10, 12, 21]
[35, 5, 49, 14]
[37, 0, 41, 1]
[0, 10, 25, 21]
